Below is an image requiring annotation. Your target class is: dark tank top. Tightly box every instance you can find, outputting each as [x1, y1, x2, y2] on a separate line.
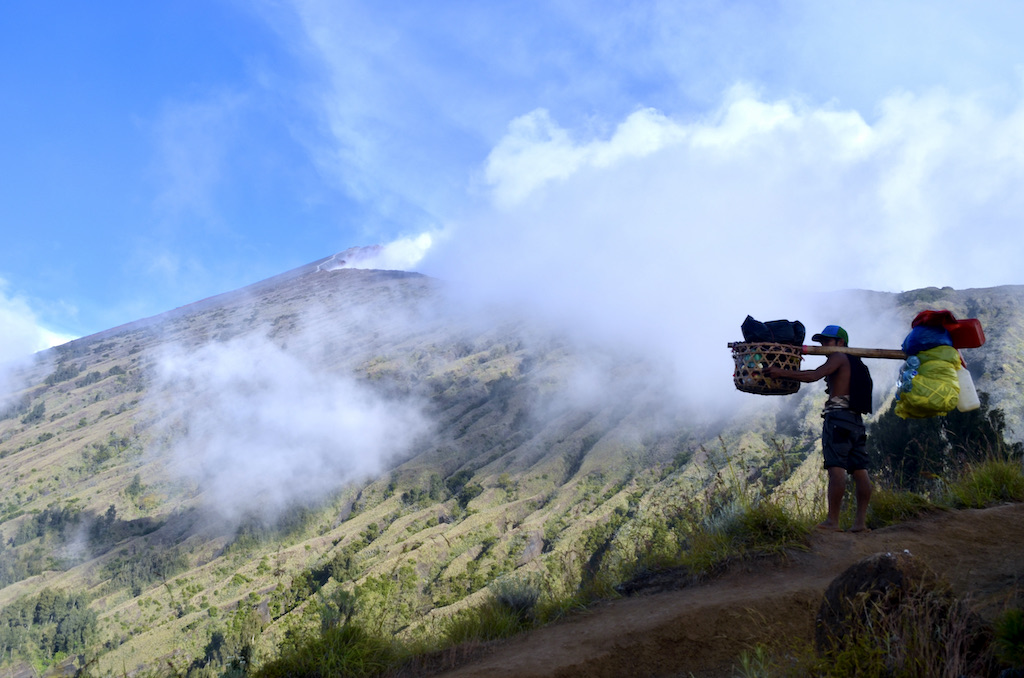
[824, 354, 873, 414]
[848, 355, 873, 414]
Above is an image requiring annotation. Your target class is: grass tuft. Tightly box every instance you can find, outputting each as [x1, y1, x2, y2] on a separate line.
[678, 497, 810, 579]
[254, 623, 403, 678]
[943, 459, 1024, 508]
[994, 607, 1024, 669]
[489, 574, 542, 623]
[440, 600, 528, 646]
[866, 487, 939, 529]
[440, 573, 544, 646]
[728, 499, 809, 555]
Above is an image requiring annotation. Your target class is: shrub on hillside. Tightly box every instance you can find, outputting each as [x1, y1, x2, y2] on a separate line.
[20, 400, 46, 425]
[0, 394, 32, 421]
[44, 362, 80, 386]
[0, 588, 98, 665]
[12, 503, 83, 546]
[994, 608, 1024, 670]
[353, 564, 423, 636]
[75, 371, 103, 388]
[869, 392, 1022, 492]
[943, 459, 1024, 508]
[440, 575, 543, 647]
[489, 574, 541, 623]
[255, 622, 402, 678]
[103, 544, 189, 596]
[441, 599, 527, 646]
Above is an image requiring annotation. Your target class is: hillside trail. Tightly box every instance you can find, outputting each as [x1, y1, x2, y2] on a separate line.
[427, 502, 1024, 678]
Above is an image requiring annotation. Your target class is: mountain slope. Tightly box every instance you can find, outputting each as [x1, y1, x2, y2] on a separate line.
[1, 259, 1022, 675]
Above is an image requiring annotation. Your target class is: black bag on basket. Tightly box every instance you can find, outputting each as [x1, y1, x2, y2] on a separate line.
[741, 315, 772, 342]
[765, 320, 805, 346]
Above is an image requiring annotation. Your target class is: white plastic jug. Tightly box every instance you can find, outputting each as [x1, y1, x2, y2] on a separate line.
[956, 366, 980, 412]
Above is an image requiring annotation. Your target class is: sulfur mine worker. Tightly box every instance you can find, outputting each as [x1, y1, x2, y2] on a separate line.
[764, 325, 874, 533]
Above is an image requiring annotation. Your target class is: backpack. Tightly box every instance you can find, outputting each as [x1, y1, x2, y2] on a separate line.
[848, 355, 873, 414]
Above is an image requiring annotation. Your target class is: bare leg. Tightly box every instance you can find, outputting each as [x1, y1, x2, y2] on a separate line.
[849, 469, 872, 532]
[820, 466, 847, 530]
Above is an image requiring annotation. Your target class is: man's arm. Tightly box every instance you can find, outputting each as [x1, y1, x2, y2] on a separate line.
[765, 353, 844, 383]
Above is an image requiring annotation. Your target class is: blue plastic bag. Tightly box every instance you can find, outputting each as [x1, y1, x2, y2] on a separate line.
[901, 325, 953, 356]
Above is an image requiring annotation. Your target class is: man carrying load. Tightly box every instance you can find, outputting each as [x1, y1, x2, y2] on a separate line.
[765, 325, 874, 533]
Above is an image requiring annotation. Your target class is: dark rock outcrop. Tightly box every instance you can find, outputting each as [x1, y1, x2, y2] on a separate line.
[816, 550, 995, 674]
[815, 550, 926, 652]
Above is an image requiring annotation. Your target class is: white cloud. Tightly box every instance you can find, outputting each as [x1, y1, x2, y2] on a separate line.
[424, 85, 1024, 408]
[474, 84, 1024, 293]
[485, 108, 688, 207]
[0, 295, 47, 366]
[377, 233, 435, 270]
[38, 328, 76, 350]
[149, 334, 429, 524]
[318, 234, 437, 272]
[0, 282, 75, 410]
[0, 282, 72, 361]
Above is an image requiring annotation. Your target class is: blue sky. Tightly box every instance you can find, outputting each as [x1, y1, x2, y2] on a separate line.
[4, 1, 1024, 363]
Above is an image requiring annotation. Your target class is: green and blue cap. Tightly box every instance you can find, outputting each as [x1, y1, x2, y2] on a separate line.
[812, 325, 849, 344]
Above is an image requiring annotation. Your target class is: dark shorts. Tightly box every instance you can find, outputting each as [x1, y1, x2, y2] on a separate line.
[822, 409, 869, 471]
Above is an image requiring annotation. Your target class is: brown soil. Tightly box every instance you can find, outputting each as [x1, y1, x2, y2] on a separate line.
[428, 502, 1024, 678]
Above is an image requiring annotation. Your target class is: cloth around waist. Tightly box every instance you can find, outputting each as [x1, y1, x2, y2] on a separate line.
[822, 407, 864, 425]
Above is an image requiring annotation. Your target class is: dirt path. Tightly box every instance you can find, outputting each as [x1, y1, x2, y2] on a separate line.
[429, 503, 1024, 678]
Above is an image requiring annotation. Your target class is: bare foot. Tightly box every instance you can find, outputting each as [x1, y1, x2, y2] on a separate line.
[816, 522, 842, 532]
[848, 526, 871, 533]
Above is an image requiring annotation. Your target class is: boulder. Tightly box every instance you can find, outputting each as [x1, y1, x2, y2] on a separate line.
[516, 529, 545, 566]
[815, 550, 995, 674]
[815, 550, 926, 652]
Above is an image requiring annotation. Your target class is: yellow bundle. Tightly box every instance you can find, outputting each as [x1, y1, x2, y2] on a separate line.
[894, 345, 961, 419]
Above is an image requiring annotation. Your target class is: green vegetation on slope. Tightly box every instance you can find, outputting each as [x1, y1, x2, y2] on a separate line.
[0, 271, 1023, 676]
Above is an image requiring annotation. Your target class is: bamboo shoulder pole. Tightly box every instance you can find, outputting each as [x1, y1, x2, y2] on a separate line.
[727, 342, 907, 360]
[802, 345, 906, 360]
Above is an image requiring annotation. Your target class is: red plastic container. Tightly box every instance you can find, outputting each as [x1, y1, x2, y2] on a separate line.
[910, 309, 985, 349]
[948, 319, 985, 349]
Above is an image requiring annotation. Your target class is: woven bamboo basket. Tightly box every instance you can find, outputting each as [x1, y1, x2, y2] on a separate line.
[730, 342, 803, 395]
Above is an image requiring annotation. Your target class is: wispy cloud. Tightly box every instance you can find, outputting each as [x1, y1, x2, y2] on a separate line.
[274, 1, 707, 233]
[0, 281, 74, 408]
[150, 333, 429, 524]
[0, 281, 69, 362]
[150, 91, 248, 224]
